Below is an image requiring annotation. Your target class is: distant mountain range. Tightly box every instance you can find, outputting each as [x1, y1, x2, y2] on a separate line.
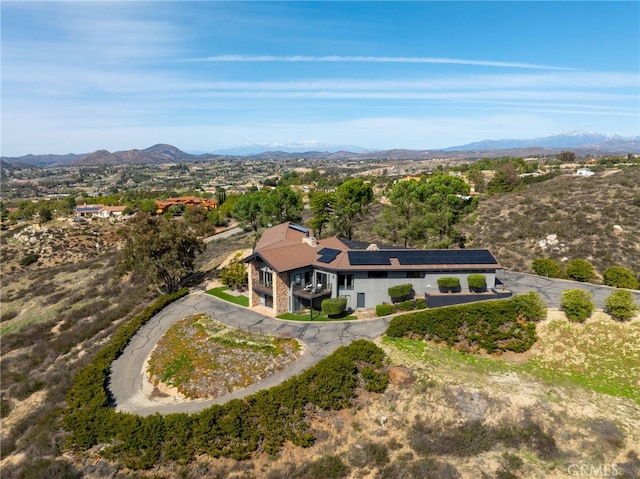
[445, 131, 640, 152]
[210, 141, 368, 156]
[2, 131, 638, 167]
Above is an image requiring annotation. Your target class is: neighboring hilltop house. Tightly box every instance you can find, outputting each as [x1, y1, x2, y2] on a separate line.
[154, 196, 218, 214]
[244, 222, 504, 317]
[74, 204, 127, 218]
[575, 168, 595, 177]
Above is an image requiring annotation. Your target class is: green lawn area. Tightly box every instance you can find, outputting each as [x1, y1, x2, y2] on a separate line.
[206, 286, 249, 307]
[277, 310, 357, 321]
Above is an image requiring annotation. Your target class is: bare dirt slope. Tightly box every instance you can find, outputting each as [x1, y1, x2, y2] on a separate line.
[459, 168, 640, 275]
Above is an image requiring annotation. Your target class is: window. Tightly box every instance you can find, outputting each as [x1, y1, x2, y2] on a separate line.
[338, 274, 354, 290]
[259, 269, 273, 288]
[367, 271, 388, 279]
[293, 273, 302, 285]
[406, 271, 422, 279]
[315, 272, 329, 288]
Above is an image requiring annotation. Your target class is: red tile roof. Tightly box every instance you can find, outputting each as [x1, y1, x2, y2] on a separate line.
[250, 222, 501, 273]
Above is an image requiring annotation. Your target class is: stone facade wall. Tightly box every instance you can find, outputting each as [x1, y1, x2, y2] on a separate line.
[274, 271, 290, 316]
[248, 262, 260, 308]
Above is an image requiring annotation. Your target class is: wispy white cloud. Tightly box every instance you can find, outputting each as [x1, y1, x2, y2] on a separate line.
[185, 54, 570, 71]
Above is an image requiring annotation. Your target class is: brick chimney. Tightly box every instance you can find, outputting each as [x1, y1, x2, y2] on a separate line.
[302, 236, 318, 247]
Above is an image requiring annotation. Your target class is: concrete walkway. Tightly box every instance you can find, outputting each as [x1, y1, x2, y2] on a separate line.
[109, 272, 639, 416]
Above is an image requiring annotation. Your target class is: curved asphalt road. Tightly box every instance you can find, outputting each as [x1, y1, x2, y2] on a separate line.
[109, 271, 639, 416]
[501, 271, 640, 309]
[109, 293, 390, 416]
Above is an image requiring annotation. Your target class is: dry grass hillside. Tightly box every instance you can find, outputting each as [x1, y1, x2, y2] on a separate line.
[1, 172, 639, 477]
[0, 219, 255, 476]
[459, 167, 640, 276]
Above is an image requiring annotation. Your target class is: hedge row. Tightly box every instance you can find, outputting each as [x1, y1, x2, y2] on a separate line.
[62, 288, 190, 450]
[62, 295, 388, 469]
[376, 299, 427, 317]
[385, 295, 542, 354]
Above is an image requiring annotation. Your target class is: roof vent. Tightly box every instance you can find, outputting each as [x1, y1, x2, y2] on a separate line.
[366, 243, 379, 250]
[289, 223, 310, 235]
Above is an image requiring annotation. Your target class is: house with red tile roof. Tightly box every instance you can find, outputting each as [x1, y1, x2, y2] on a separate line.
[244, 222, 504, 316]
[154, 196, 218, 214]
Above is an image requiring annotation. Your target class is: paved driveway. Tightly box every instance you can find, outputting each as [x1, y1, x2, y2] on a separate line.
[110, 273, 639, 416]
[501, 271, 640, 308]
[109, 293, 390, 416]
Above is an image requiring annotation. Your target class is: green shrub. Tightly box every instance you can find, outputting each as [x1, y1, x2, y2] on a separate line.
[396, 300, 415, 311]
[388, 283, 413, 301]
[415, 299, 427, 310]
[566, 259, 596, 282]
[321, 297, 348, 317]
[605, 290, 639, 321]
[561, 289, 594, 322]
[437, 277, 460, 293]
[531, 258, 563, 278]
[385, 300, 537, 354]
[509, 292, 547, 322]
[219, 253, 248, 290]
[376, 304, 395, 317]
[19, 253, 40, 267]
[467, 274, 486, 292]
[603, 266, 639, 290]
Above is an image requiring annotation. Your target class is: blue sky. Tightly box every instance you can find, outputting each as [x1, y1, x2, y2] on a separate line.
[2, 1, 639, 156]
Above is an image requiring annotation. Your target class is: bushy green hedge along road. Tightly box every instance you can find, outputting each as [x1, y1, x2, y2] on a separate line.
[386, 294, 545, 354]
[62, 289, 388, 469]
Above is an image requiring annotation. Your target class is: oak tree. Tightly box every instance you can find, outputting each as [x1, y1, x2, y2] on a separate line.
[116, 213, 205, 294]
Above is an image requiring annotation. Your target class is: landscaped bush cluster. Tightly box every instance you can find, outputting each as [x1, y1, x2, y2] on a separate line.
[603, 266, 640, 290]
[605, 290, 639, 321]
[375, 299, 427, 317]
[437, 277, 460, 293]
[376, 304, 395, 316]
[387, 283, 414, 301]
[321, 297, 348, 317]
[533, 258, 639, 290]
[385, 294, 544, 354]
[531, 258, 563, 278]
[560, 289, 594, 323]
[467, 274, 487, 292]
[63, 301, 388, 471]
[508, 292, 548, 322]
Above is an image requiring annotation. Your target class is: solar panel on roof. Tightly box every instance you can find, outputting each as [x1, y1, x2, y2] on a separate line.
[288, 224, 310, 234]
[318, 247, 341, 257]
[317, 255, 335, 263]
[395, 250, 497, 265]
[346, 249, 496, 266]
[347, 251, 391, 265]
[316, 247, 340, 264]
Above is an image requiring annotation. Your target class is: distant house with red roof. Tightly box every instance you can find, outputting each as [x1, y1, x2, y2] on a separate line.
[74, 204, 127, 218]
[154, 196, 218, 214]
